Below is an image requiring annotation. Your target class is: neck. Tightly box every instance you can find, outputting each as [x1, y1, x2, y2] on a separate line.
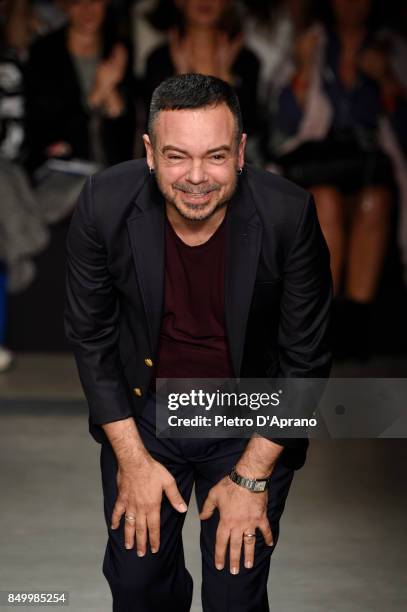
[336, 22, 366, 46]
[67, 26, 100, 58]
[184, 24, 219, 49]
[165, 203, 227, 246]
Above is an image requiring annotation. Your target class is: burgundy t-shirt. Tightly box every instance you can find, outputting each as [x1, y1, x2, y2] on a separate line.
[153, 216, 234, 380]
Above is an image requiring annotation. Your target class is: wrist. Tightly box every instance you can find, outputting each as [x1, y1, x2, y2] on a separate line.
[119, 448, 152, 471]
[237, 435, 284, 478]
[234, 459, 272, 480]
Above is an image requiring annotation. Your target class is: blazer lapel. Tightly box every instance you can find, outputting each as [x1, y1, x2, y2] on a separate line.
[225, 176, 263, 376]
[126, 177, 165, 354]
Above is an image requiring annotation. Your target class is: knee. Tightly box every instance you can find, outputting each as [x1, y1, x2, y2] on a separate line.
[358, 188, 393, 227]
[103, 552, 160, 598]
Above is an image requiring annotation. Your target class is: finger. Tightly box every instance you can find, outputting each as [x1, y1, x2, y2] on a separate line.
[111, 500, 126, 529]
[164, 479, 188, 513]
[214, 524, 229, 570]
[199, 495, 217, 520]
[123, 511, 137, 550]
[243, 529, 257, 569]
[258, 519, 274, 547]
[134, 515, 148, 557]
[147, 511, 161, 554]
[229, 529, 243, 575]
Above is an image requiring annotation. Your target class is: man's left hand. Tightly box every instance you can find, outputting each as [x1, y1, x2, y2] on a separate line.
[199, 475, 273, 574]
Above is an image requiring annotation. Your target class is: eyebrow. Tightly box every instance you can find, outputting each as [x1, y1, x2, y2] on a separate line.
[161, 145, 232, 154]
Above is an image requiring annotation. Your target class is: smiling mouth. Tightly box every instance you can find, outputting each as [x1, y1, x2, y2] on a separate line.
[176, 188, 215, 200]
[183, 192, 211, 198]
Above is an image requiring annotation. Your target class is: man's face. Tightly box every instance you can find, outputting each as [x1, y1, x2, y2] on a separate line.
[143, 104, 246, 222]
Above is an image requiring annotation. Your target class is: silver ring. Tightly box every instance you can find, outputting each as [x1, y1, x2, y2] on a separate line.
[125, 514, 136, 522]
[243, 533, 256, 539]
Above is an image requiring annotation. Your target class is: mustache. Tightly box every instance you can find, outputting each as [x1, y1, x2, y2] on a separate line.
[173, 183, 220, 194]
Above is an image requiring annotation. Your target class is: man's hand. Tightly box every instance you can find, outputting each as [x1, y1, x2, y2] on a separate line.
[88, 43, 128, 109]
[111, 453, 188, 555]
[199, 435, 284, 573]
[199, 475, 273, 574]
[102, 416, 187, 556]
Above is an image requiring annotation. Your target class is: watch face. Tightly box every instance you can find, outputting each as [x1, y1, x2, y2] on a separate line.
[253, 481, 266, 492]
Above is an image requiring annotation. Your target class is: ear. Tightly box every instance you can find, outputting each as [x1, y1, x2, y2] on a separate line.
[238, 133, 247, 169]
[142, 134, 155, 170]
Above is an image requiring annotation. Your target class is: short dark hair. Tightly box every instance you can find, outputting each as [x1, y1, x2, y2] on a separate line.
[148, 73, 243, 144]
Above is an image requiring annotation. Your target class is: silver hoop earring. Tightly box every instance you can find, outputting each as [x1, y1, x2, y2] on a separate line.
[149, 167, 155, 174]
[237, 167, 242, 175]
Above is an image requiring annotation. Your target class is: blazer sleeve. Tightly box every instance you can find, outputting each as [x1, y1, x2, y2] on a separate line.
[64, 176, 134, 426]
[266, 192, 333, 448]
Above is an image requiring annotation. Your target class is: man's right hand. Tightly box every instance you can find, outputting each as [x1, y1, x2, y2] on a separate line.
[111, 453, 188, 556]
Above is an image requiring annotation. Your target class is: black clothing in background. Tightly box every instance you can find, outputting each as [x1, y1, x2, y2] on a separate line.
[143, 43, 260, 138]
[24, 26, 136, 174]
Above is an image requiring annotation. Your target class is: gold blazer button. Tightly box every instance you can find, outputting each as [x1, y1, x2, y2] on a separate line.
[133, 387, 142, 397]
[144, 358, 153, 367]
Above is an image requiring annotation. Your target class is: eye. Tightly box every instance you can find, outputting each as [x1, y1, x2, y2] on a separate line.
[210, 154, 226, 161]
[168, 154, 184, 160]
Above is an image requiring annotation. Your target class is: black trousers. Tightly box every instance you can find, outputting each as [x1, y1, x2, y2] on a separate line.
[100, 394, 295, 611]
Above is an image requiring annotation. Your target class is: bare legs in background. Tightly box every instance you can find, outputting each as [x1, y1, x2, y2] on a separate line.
[311, 185, 393, 358]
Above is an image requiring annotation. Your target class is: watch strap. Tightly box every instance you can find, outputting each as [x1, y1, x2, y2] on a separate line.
[229, 465, 269, 492]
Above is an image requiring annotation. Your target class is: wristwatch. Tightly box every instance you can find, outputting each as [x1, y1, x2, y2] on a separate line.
[228, 465, 270, 492]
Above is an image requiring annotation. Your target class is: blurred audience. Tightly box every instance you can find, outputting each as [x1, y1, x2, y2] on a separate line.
[25, 0, 136, 174]
[1, 0, 406, 358]
[0, 0, 51, 371]
[143, 0, 260, 147]
[263, 0, 407, 359]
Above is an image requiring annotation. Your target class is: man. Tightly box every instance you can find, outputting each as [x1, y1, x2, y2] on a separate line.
[64, 73, 332, 611]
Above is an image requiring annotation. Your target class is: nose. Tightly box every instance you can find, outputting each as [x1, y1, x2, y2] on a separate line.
[186, 161, 207, 184]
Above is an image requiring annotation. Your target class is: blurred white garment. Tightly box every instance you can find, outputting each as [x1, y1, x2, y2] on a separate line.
[131, 0, 167, 78]
[244, 11, 294, 107]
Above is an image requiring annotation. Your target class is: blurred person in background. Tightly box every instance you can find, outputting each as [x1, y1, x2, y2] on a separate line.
[265, 0, 407, 360]
[25, 0, 136, 175]
[0, 0, 51, 370]
[143, 0, 260, 152]
[7, 0, 136, 352]
[242, 0, 315, 122]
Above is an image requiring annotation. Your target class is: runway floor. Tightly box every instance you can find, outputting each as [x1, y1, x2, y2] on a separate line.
[0, 354, 406, 611]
